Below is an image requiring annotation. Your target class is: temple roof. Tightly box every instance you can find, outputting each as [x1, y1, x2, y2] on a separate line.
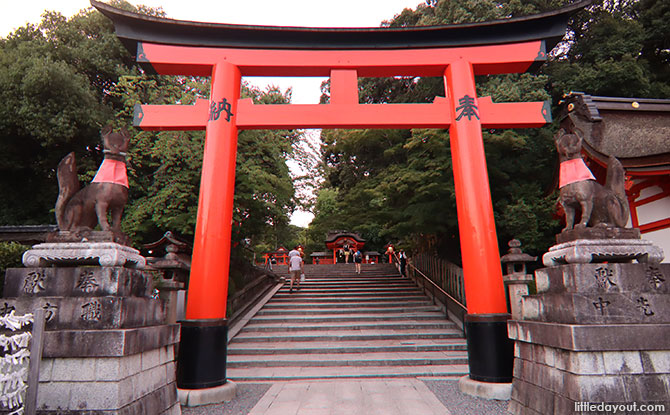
[91, 0, 587, 54]
[324, 231, 366, 244]
[560, 93, 670, 174]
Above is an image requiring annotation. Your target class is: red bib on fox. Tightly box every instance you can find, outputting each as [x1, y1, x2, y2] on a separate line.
[92, 159, 128, 188]
[559, 158, 595, 188]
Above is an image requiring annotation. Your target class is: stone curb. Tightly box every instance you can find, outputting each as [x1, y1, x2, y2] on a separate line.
[179, 380, 238, 407]
[458, 375, 512, 401]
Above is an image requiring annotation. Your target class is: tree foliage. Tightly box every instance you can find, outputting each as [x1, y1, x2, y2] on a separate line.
[0, 2, 301, 259]
[306, 0, 670, 261]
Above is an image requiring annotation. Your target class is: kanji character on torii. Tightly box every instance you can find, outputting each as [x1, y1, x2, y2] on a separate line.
[93, 0, 586, 394]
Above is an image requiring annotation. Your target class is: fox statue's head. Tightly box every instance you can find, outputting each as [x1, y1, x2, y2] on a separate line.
[101, 125, 130, 156]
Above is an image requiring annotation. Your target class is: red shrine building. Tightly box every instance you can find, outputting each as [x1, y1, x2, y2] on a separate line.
[310, 231, 380, 264]
[561, 93, 670, 261]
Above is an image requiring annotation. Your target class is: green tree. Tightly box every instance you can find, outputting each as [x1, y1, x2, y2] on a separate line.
[0, 2, 302, 260]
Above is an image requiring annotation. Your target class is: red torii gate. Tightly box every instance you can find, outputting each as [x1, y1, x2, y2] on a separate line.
[94, 0, 584, 392]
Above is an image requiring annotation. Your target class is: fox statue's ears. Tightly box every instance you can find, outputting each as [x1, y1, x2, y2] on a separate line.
[101, 125, 130, 153]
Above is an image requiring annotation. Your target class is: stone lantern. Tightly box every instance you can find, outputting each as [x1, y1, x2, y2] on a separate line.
[144, 231, 192, 323]
[500, 239, 537, 319]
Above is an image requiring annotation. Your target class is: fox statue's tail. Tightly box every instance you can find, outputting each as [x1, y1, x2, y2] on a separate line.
[55, 152, 80, 230]
[605, 155, 630, 228]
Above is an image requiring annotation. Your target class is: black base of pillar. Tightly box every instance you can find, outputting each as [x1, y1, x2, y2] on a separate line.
[176, 318, 228, 389]
[464, 313, 513, 383]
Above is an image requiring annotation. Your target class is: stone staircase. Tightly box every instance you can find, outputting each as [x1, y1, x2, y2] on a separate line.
[227, 263, 468, 381]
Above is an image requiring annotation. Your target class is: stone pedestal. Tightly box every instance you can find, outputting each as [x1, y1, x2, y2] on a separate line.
[508, 249, 670, 414]
[2, 265, 181, 414]
[22, 242, 146, 268]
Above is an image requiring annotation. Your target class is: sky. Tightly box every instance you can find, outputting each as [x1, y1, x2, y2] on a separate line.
[1, 0, 423, 226]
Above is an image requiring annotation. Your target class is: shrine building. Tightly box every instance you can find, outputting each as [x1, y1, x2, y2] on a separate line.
[310, 230, 381, 264]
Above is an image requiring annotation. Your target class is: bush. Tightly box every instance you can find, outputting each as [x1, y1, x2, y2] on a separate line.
[0, 242, 28, 297]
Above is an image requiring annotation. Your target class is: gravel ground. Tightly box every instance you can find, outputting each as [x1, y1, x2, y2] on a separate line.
[422, 379, 509, 415]
[181, 383, 272, 415]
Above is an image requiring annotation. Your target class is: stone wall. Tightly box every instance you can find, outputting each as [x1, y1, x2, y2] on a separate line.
[508, 262, 670, 415]
[2, 264, 181, 414]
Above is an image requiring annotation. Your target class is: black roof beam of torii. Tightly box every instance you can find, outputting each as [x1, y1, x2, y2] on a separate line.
[91, 0, 589, 55]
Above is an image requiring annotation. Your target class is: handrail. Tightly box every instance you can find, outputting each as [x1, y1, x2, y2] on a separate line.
[409, 262, 467, 311]
[392, 251, 467, 330]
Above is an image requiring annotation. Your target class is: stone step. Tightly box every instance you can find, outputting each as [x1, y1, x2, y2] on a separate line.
[249, 312, 447, 323]
[290, 280, 411, 285]
[278, 282, 421, 294]
[230, 329, 464, 343]
[226, 364, 469, 381]
[227, 351, 468, 367]
[240, 320, 457, 332]
[268, 295, 426, 302]
[261, 301, 435, 309]
[256, 305, 441, 314]
[273, 292, 422, 299]
[229, 263, 466, 383]
[227, 339, 468, 355]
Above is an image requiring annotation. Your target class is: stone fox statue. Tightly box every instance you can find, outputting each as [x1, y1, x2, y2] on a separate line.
[556, 129, 629, 231]
[55, 126, 130, 236]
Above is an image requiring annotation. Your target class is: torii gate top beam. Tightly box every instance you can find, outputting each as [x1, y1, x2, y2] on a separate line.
[92, 0, 586, 54]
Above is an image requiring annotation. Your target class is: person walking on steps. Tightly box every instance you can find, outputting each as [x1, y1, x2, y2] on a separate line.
[343, 244, 351, 264]
[354, 248, 362, 274]
[398, 249, 407, 277]
[288, 246, 304, 293]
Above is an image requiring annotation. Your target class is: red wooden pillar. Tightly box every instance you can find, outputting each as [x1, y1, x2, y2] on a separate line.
[444, 60, 512, 383]
[177, 61, 241, 390]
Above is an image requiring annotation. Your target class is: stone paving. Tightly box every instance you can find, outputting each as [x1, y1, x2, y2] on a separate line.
[181, 379, 509, 415]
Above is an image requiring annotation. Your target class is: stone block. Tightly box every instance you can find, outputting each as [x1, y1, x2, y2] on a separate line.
[520, 292, 670, 324]
[534, 269, 550, 293]
[69, 381, 122, 410]
[516, 342, 533, 361]
[1, 296, 166, 330]
[159, 345, 167, 365]
[122, 380, 178, 415]
[640, 350, 670, 374]
[118, 376, 135, 407]
[564, 373, 627, 402]
[603, 351, 644, 374]
[514, 341, 520, 358]
[553, 394, 576, 415]
[166, 362, 177, 383]
[4, 266, 153, 298]
[142, 348, 161, 371]
[533, 263, 669, 295]
[51, 357, 97, 381]
[94, 355, 144, 382]
[554, 350, 605, 375]
[37, 381, 73, 411]
[508, 320, 670, 351]
[42, 324, 179, 358]
[507, 398, 527, 415]
[39, 358, 54, 382]
[165, 402, 182, 415]
[510, 378, 523, 404]
[121, 352, 142, 379]
[518, 379, 554, 414]
[622, 374, 670, 403]
[535, 345, 556, 368]
[135, 364, 168, 399]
